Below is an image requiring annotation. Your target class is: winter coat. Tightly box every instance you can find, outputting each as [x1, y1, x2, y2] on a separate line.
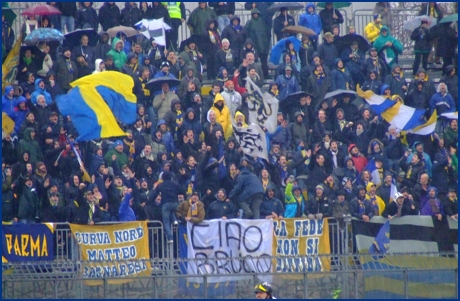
[228, 168, 265, 204]
[305, 72, 331, 107]
[362, 78, 383, 95]
[405, 86, 430, 109]
[93, 32, 112, 60]
[221, 16, 246, 62]
[221, 88, 242, 119]
[440, 66, 458, 101]
[53, 55, 78, 91]
[75, 4, 98, 29]
[299, 3, 322, 39]
[44, 70, 62, 100]
[411, 26, 431, 53]
[431, 152, 452, 195]
[284, 183, 306, 218]
[187, 4, 217, 35]
[17, 183, 41, 221]
[207, 198, 237, 219]
[373, 26, 403, 66]
[151, 3, 171, 25]
[18, 128, 43, 165]
[429, 92, 456, 115]
[435, 23, 457, 59]
[150, 171, 186, 203]
[319, 7, 344, 33]
[215, 48, 238, 75]
[121, 3, 141, 27]
[210, 93, 232, 139]
[182, 107, 202, 140]
[317, 41, 339, 71]
[350, 197, 374, 220]
[56, 3, 77, 17]
[384, 66, 408, 98]
[208, 2, 235, 16]
[273, 13, 296, 41]
[2, 86, 16, 117]
[30, 78, 52, 105]
[331, 67, 354, 91]
[176, 200, 205, 224]
[118, 193, 136, 221]
[98, 2, 121, 31]
[244, 10, 271, 55]
[260, 195, 284, 219]
[152, 91, 180, 121]
[373, 2, 392, 27]
[382, 199, 418, 217]
[364, 21, 382, 43]
[306, 195, 333, 217]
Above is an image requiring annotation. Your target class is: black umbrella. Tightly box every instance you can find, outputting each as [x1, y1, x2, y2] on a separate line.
[267, 3, 304, 13]
[324, 89, 357, 101]
[279, 91, 313, 114]
[63, 28, 99, 48]
[178, 34, 201, 53]
[20, 45, 41, 58]
[146, 77, 180, 92]
[333, 34, 370, 55]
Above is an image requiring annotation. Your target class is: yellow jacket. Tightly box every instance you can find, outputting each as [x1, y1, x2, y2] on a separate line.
[210, 93, 233, 139]
[366, 182, 386, 216]
[364, 22, 382, 43]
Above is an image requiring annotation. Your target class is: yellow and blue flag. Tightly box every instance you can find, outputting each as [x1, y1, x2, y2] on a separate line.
[2, 34, 21, 94]
[369, 220, 390, 259]
[57, 71, 136, 141]
[357, 86, 427, 132]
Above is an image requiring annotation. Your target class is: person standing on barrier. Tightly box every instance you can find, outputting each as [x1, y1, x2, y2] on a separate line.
[254, 282, 277, 299]
[149, 170, 185, 243]
[229, 163, 265, 219]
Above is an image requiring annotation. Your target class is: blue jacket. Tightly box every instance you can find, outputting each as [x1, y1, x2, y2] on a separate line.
[30, 79, 53, 105]
[118, 193, 136, 221]
[2, 86, 16, 117]
[275, 74, 300, 101]
[429, 92, 456, 115]
[228, 168, 264, 203]
[331, 68, 353, 91]
[298, 3, 322, 38]
[284, 183, 306, 218]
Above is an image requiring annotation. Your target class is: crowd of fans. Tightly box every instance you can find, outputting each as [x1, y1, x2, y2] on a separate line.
[1, 2, 458, 245]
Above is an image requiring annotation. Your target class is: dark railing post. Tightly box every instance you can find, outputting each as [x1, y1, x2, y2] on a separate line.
[403, 270, 409, 299]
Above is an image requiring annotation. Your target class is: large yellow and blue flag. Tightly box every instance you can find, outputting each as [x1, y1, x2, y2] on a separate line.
[57, 71, 137, 141]
[357, 86, 427, 132]
[2, 34, 21, 94]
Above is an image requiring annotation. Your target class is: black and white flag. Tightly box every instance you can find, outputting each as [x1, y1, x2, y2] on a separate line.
[245, 77, 279, 134]
[232, 122, 268, 161]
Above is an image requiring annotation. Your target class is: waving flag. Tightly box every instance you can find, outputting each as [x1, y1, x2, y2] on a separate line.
[441, 112, 458, 120]
[357, 86, 427, 132]
[57, 72, 136, 141]
[406, 110, 437, 135]
[245, 77, 279, 134]
[232, 122, 268, 161]
[369, 220, 390, 259]
[2, 35, 21, 94]
[135, 18, 171, 46]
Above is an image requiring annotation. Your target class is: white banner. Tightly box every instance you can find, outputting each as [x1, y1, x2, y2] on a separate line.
[186, 219, 273, 283]
[245, 77, 279, 134]
[232, 122, 268, 161]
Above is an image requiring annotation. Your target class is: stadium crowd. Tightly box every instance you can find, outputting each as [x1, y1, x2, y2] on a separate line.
[1, 2, 458, 244]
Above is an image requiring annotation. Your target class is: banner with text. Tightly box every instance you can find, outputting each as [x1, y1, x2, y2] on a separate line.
[273, 218, 331, 276]
[2, 223, 55, 263]
[69, 221, 151, 286]
[186, 219, 273, 283]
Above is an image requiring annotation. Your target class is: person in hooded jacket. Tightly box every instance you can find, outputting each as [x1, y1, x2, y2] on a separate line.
[30, 78, 52, 105]
[319, 2, 344, 34]
[138, 2, 153, 19]
[148, 38, 166, 69]
[107, 37, 127, 71]
[75, 2, 98, 29]
[384, 64, 408, 99]
[431, 150, 454, 199]
[331, 58, 354, 91]
[440, 65, 458, 102]
[210, 93, 232, 140]
[178, 65, 201, 100]
[350, 185, 374, 221]
[182, 108, 202, 141]
[215, 38, 238, 76]
[44, 70, 62, 102]
[411, 20, 431, 75]
[98, 2, 121, 31]
[273, 7, 296, 41]
[53, 47, 78, 93]
[240, 38, 259, 64]
[151, 2, 171, 25]
[306, 184, 333, 219]
[187, 2, 217, 36]
[12, 97, 31, 135]
[299, 3, 322, 50]
[361, 70, 383, 95]
[121, 2, 141, 27]
[340, 40, 365, 86]
[93, 32, 111, 61]
[2, 86, 17, 118]
[244, 9, 271, 78]
[259, 184, 284, 219]
[200, 19, 221, 80]
[221, 16, 246, 64]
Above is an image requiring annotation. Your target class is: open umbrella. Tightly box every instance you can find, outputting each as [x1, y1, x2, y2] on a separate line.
[64, 28, 99, 48]
[324, 89, 357, 101]
[21, 4, 61, 17]
[267, 3, 304, 13]
[23, 28, 65, 46]
[146, 77, 180, 92]
[440, 13, 458, 24]
[106, 26, 138, 38]
[269, 36, 301, 65]
[2, 5, 17, 25]
[316, 2, 351, 9]
[334, 34, 370, 54]
[279, 91, 312, 114]
[282, 26, 316, 37]
[179, 34, 201, 53]
[403, 16, 437, 32]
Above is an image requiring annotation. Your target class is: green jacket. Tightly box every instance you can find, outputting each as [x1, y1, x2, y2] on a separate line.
[104, 148, 129, 171]
[18, 128, 43, 165]
[187, 5, 217, 35]
[373, 26, 403, 66]
[244, 10, 271, 55]
[107, 37, 127, 70]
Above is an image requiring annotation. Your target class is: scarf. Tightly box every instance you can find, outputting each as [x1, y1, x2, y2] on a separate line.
[223, 48, 233, 62]
[23, 56, 33, 66]
[233, 24, 242, 32]
[65, 58, 74, 73]
[262, 179, 269, 191]
[25, 20, 38, 35]
[429, 198, 440, 214]
[123, 138, 135, 163]
[300, 150, 310, 166]
[270, 86, 279, 96]
[358, 200, 366, 214]
[187, 199, 198, 217]
[208, 30, 221, 48]
[339, 119, 346, 131]
[175, 109, 183, 134]
[315, 70, 325, 86]
[392, 71, 401, 80]
[429, 7, 438, 18]
[331, 150, 338, 168]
